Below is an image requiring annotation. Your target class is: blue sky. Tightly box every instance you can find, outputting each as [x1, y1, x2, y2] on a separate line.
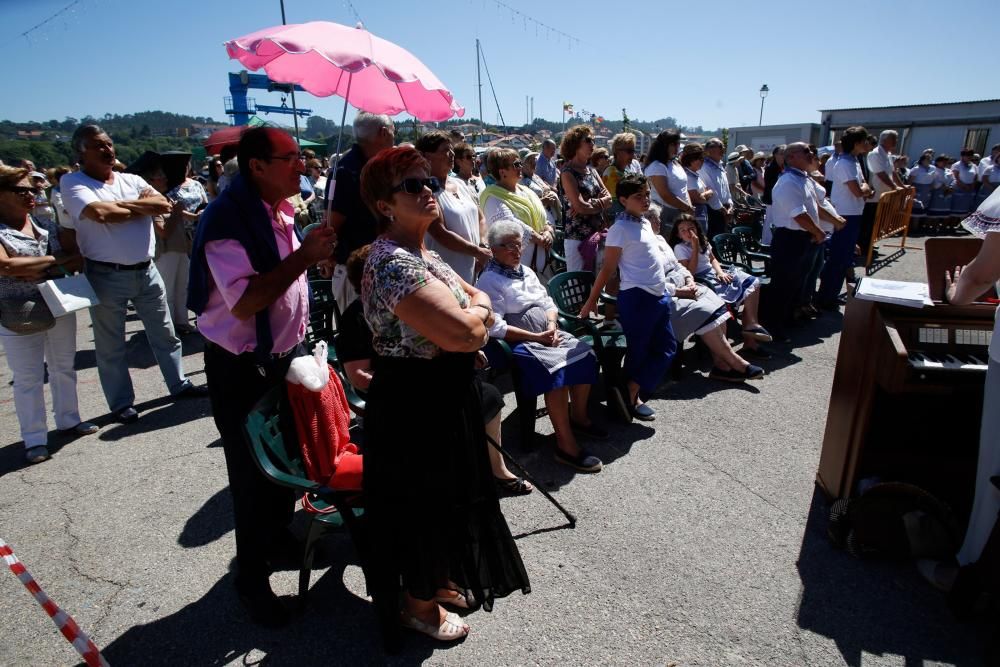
[4, 0, 997, 130]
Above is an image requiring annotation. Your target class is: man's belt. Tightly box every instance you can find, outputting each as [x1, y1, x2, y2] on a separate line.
[87, 259, 152, 271]
[204, 339, 299, 360]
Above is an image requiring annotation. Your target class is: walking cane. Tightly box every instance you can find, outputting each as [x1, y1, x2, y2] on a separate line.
[484, 434, 576, 528]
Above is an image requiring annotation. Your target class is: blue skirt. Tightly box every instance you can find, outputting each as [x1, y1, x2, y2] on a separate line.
[913, 183, 933, 209]
[697, 267, 758, 306]
[928, 189, 951, 216]
[950, 191, 975, 215]
[512, 343, 598, 395]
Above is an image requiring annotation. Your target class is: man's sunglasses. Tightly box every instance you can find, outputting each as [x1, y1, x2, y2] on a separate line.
[2, 186, 37, 195]
[390, 177, 441, 195]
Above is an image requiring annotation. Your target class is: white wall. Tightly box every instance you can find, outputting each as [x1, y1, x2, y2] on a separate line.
[902, 125, 1000, 158]
[729, 125, 821, 153]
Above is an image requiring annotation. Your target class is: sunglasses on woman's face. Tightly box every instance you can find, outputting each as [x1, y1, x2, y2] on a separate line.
[390, 177, 441, 195]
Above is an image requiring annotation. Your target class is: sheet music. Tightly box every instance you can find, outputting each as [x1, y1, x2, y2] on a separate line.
[855, 278, 933, 308]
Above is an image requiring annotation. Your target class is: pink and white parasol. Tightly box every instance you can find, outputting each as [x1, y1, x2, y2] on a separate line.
[224, 21, 464, 122]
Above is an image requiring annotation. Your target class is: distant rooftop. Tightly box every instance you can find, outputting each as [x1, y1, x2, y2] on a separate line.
[819, 99, 1000, 112]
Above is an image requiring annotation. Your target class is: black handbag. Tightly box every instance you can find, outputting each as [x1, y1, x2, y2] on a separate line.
[0, 297, 56, 334]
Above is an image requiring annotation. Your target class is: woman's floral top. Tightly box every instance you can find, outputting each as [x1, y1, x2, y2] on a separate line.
[361, 236, 470, 359]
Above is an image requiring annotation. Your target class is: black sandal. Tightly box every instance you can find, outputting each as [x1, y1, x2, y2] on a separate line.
[494, 476, 534, 496]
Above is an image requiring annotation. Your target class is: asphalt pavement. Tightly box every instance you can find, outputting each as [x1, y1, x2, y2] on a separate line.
[0, 233, 990, 666]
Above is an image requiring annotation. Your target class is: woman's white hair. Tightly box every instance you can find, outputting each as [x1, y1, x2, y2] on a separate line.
[487, 220, 524, 247]
[645, 202, 663, 224]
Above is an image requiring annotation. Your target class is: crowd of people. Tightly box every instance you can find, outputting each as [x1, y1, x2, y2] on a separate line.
[1, 116, 992, 647]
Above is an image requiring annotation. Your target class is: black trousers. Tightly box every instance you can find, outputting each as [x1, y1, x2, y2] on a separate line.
[858, 202, 879, 257]
[707, 207, 728, 239]
[204, 341, 297, 586]
[760, 227, 816, 337]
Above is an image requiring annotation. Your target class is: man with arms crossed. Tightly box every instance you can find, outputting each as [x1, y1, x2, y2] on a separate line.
[61, 125, 207, 424]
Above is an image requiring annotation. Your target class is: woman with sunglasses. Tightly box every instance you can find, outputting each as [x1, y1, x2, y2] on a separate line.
[359, 146, 529, 645]
[602, 132, 643, 202]
[451, 142, 484, 202]
[480, 148, 553, 273]
[0, 166, 97, 464]
[560, 125, 613, 272]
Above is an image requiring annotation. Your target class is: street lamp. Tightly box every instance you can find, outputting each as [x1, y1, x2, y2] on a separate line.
[758, 84, 769, 126]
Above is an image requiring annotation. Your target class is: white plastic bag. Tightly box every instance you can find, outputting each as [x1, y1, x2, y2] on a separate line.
[285, 341, 329, 392]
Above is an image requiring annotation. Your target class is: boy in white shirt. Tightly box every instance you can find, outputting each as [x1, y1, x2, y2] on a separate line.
[579, 174, 676, 421]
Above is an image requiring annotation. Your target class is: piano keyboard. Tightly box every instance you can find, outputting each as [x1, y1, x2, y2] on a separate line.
[907, 350, 988, 373]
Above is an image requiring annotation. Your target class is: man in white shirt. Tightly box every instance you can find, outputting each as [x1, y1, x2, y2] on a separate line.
[867, 130, 905, 198]
[698, 138, 735, 237]
[816, 126, 873, 309]
[61, 124, 207, 423]
[761, 143, 830, 337]
[535, 139, 559, 188]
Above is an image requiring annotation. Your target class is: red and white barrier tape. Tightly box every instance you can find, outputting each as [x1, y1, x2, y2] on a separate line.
[0, 538, 109, 667]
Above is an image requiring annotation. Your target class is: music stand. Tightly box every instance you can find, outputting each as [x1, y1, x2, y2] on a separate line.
[924, 237, 996, 303]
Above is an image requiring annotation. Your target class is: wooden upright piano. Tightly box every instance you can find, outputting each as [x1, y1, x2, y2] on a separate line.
[817, 238, 994, 516]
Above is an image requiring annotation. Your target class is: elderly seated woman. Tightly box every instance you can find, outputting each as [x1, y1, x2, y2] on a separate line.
[476, 219, 604, 474]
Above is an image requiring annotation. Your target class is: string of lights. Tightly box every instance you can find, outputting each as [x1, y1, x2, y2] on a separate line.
[487, 0, 584, 49]
[342, 0, 364, 27]
[15, 0, 83, 41]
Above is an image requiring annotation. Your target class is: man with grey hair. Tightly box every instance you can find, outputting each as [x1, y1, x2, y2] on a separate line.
[867, 129, 904, 199]
[323, 112, 395, 305]
[60, 125, 207, 423]
[536, 139, 558, 187]
[698, 138, 735, 237]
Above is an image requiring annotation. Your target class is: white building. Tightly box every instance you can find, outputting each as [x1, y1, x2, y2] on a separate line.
[819, 99, 1000, 158]
[728, 124, 823, 153]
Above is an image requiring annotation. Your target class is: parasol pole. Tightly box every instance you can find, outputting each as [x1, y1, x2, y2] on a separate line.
[333, 74, 353, 168]
[324, 72, 353, 226]
[278, 0, 301, 143]
[476, 39, 484, 145]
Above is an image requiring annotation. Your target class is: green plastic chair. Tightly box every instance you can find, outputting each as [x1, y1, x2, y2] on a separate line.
[546, 228, 567, 275]
[546, 271, 631, 422]
[244, 387, 366, 607]
[730, 226, 771, 277]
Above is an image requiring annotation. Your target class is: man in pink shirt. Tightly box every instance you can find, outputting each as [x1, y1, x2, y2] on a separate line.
[188, 127, 336, 627]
